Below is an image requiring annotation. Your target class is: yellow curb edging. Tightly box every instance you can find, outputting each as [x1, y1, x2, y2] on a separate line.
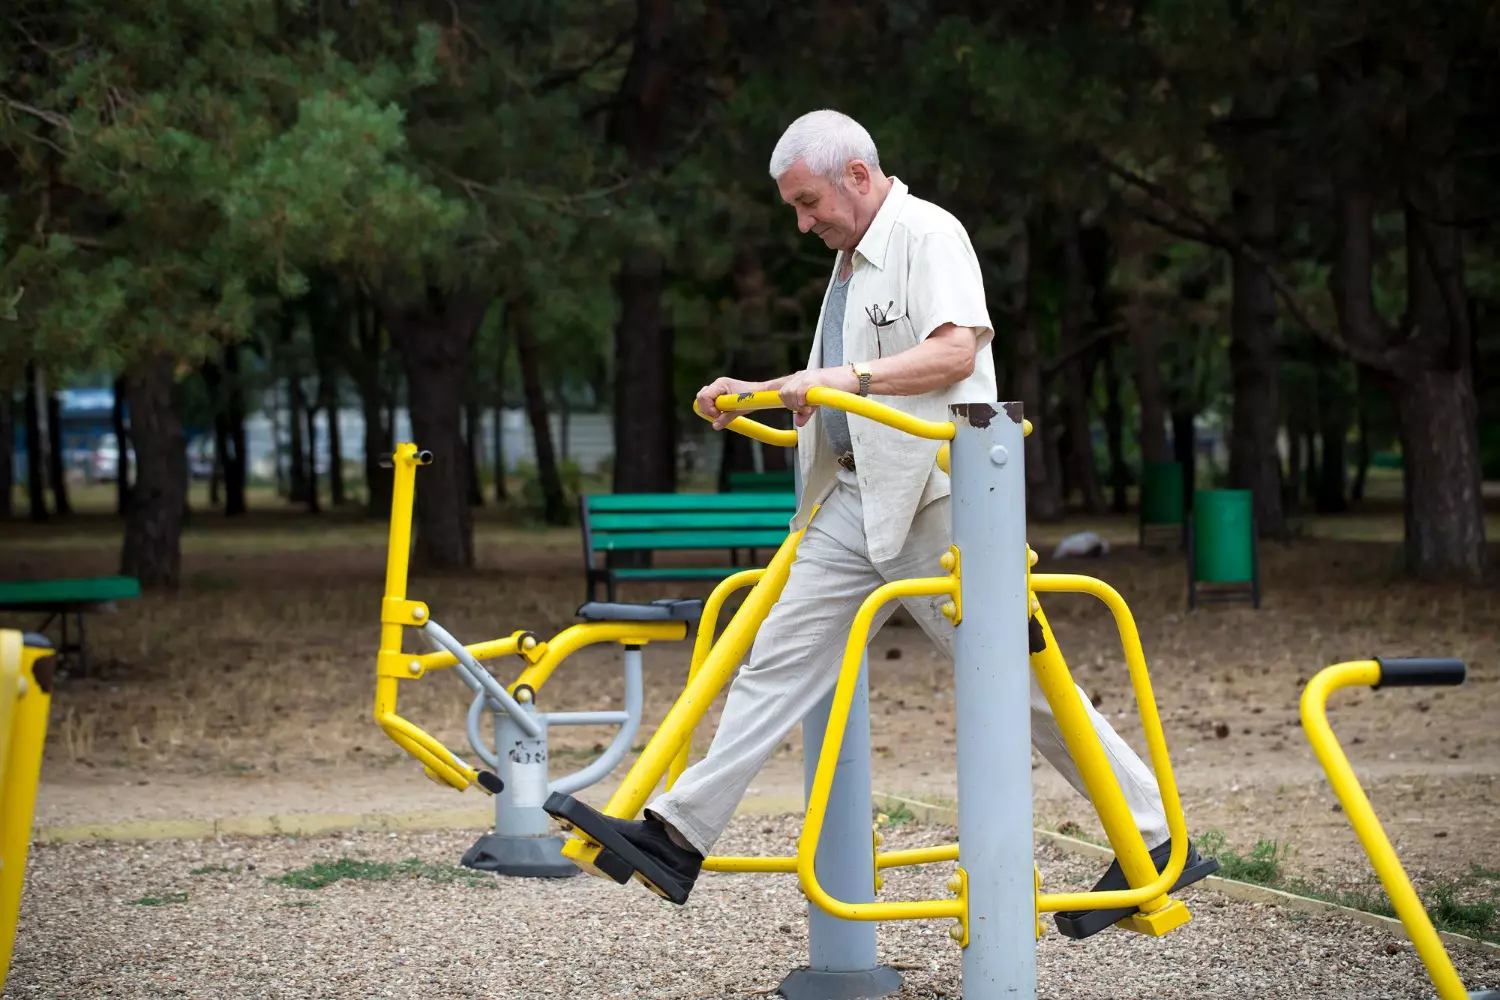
[35, 793, 811, 846]
[871, 792, 1500, 959]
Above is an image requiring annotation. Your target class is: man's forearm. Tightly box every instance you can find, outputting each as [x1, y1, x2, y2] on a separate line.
[862, 326, 977, 396]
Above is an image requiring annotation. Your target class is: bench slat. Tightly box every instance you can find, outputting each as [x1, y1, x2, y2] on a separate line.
[591, 530, 789, 551]
[585, 493, 795, 513]
[0, 576, 142, 607]
[613, 567, 751, 580]
[589, 511, 792, 531]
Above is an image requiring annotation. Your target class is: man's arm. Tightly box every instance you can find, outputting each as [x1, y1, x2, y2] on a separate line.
[696, 373, 795, 429]
[774, 323, 979, 424]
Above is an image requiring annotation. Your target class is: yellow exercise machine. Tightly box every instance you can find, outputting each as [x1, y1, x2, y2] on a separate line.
[530, 391, 1215, 1000]
[0, 630, 56, 992]
[1302, 658, 1498, 1000]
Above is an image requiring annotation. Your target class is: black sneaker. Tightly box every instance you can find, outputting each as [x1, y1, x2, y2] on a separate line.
[544, 792, 703, 904]
[1053, 837, 1220, 939]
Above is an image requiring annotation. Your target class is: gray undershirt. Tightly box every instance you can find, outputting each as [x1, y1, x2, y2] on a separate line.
[820, 266, 854, 456]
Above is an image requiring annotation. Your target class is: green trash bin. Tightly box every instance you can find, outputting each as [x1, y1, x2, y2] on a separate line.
[1189, 488, 1259, 609]
[1139, 461, 1185, 549]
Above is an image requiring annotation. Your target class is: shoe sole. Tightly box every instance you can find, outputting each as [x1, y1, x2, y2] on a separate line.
[544, 792, 694, 905]
[1053, 856, 1221, 940]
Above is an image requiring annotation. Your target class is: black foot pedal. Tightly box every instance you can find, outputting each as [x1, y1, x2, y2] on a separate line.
[543, 792, 694, 904]
[1054, 854, 1220, 940]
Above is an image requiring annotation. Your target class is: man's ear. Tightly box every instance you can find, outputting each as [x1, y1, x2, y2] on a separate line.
[847, 160, 871, 193]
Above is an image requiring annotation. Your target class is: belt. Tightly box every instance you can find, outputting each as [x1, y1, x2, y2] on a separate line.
[838, 452, 856, 472]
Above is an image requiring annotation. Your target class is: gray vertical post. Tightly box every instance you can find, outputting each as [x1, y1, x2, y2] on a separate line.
[950, 402, 1035, 999]
[778, 464, 901, 1000]
[461, 696, 577, 877]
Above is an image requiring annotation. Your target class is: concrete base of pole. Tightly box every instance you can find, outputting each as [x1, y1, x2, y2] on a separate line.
[459, 833, 579, 878]
[776, 966, 903, 1000]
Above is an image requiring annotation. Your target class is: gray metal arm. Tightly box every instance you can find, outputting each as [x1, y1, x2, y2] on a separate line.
[549, 645, 644, 795]
[419, 620, 542, 739]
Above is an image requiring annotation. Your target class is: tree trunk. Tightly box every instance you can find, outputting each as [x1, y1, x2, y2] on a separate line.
[1015, 221, 1062, 520]
[354, 288, 394, 517]
[286, 379, 308, 505]
[112, 375, 132, 515]
[1172, 409, 1197, 513]
[1227, 179, 1286, 536]
[611, 249, 676, 494]
[492, 323, 509, 502]
[1131, 322, 1170, 465]
[1315, 359, 1348, 513]
[718, 245, 791, 489]
[223, 344, 247, 516]
[1351, 377, 1371, 503]
[23, 362, 46, 522]
[383, 287, 486, 569]
[1059, 213, 1104, 513]
[322, 375, 345, 506]
[45, 389, 72, 516]
[0, 387, 13, 518]
[304, 395, 321, 514]
[120, 354, 187, 589]
[1393, 178, 1484, 581]
[513, 296, 568, 525]
[608, 0, 679, 495]
[1284, 413, 1304, 514]
[463, 361, 483, 507]
[203, 359, 227, 508]
[1102, 342, 1129, 513]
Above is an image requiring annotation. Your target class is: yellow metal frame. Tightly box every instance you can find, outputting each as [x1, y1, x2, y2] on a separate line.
[1301, 661, 1479, 1000]
[372, 443, 689, 793]
[1, 632, 56, 990]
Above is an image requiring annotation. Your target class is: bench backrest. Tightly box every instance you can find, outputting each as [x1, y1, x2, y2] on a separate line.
[580, 492, 797, 556]
[725, 470, 796, 493]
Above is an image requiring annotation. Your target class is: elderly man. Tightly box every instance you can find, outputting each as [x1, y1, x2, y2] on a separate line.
[550, 109, 1213, 935]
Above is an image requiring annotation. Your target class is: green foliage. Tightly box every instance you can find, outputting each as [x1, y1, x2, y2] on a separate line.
[1196, 830, 1285, 885]
[516, 458, 583, 521]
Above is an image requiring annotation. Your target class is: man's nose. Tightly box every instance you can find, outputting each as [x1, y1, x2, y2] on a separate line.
[797, 209, 814, 233]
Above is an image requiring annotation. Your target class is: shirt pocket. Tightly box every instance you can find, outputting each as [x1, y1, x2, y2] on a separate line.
[858, 283, 914, 360]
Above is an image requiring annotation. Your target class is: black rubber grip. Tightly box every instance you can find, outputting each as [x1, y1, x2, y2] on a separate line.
[1373, 657, 1466, 689]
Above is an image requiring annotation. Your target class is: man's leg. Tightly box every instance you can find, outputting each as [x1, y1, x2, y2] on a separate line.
[648, 484, 896, 857]
[882, 497, 1168, 847]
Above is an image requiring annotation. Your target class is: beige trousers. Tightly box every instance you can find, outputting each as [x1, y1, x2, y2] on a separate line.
[648, 476, 1170, 856]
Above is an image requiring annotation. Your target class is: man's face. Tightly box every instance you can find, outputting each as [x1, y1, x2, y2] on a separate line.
[776, 160, 861, 252]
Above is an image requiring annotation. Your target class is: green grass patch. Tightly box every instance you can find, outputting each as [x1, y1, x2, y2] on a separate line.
[1199, 831, 1499, 944]
[128, 892, 188, 906]
[1196, 830, 1285, 885]
[270, 856, 493, 890]
[878, 804, 915, 828]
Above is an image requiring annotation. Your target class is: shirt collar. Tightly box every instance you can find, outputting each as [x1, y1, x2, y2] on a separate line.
[849, 176, 908, 272]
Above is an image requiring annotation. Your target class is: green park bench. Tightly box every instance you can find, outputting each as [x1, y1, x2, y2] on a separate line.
[724, 469, 796, 493]
[0, 576, 140, 676]
[579, 492, 798, 603]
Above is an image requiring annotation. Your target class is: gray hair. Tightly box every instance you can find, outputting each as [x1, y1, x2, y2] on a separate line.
[767, 109, 880, 185]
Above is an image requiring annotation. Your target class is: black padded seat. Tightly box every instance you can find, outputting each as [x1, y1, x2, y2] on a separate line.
[575, 598, 704, 623]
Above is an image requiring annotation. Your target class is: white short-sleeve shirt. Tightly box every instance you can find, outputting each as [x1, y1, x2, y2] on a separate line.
[792, 177, 997, 564]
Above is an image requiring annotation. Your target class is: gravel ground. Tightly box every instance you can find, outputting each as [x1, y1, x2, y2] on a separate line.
[6, 816, 1497, 1000]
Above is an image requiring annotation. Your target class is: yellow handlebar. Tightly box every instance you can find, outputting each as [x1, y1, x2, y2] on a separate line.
[716, 389, 957, 441]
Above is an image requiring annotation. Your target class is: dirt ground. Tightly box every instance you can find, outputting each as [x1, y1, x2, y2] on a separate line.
[3, 506, 1498, 919]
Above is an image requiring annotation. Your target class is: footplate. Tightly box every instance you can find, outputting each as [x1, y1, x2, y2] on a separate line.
[1053, 855, 1220, 940]
[543, 792, 693, 904]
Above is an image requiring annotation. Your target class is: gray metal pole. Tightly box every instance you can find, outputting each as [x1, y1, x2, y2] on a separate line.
[777, 664, 902, 1000]
[778, 457, 900, 1000]
[950, 402, 1035, 999]
[460, 695, 577, 877]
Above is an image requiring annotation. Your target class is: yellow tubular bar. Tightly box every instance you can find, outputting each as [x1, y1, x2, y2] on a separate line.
[876, 845, 960, 871]
[1301, 662, 1470, 1000]
[797, 574, 963, 922]
[668, 569, 765, 790]
[510, 621, 689, 695]
[693, 401, 798, 448]
[414, 634, 525, 672]
[716, 389, 956, 442]
[597, 528, 805, 819]
[1028, 574, 1188, 914]
[377, 712, 478, 790]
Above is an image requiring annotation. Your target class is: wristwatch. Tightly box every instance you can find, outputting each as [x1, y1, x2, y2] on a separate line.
[850, 361, 872, 397]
